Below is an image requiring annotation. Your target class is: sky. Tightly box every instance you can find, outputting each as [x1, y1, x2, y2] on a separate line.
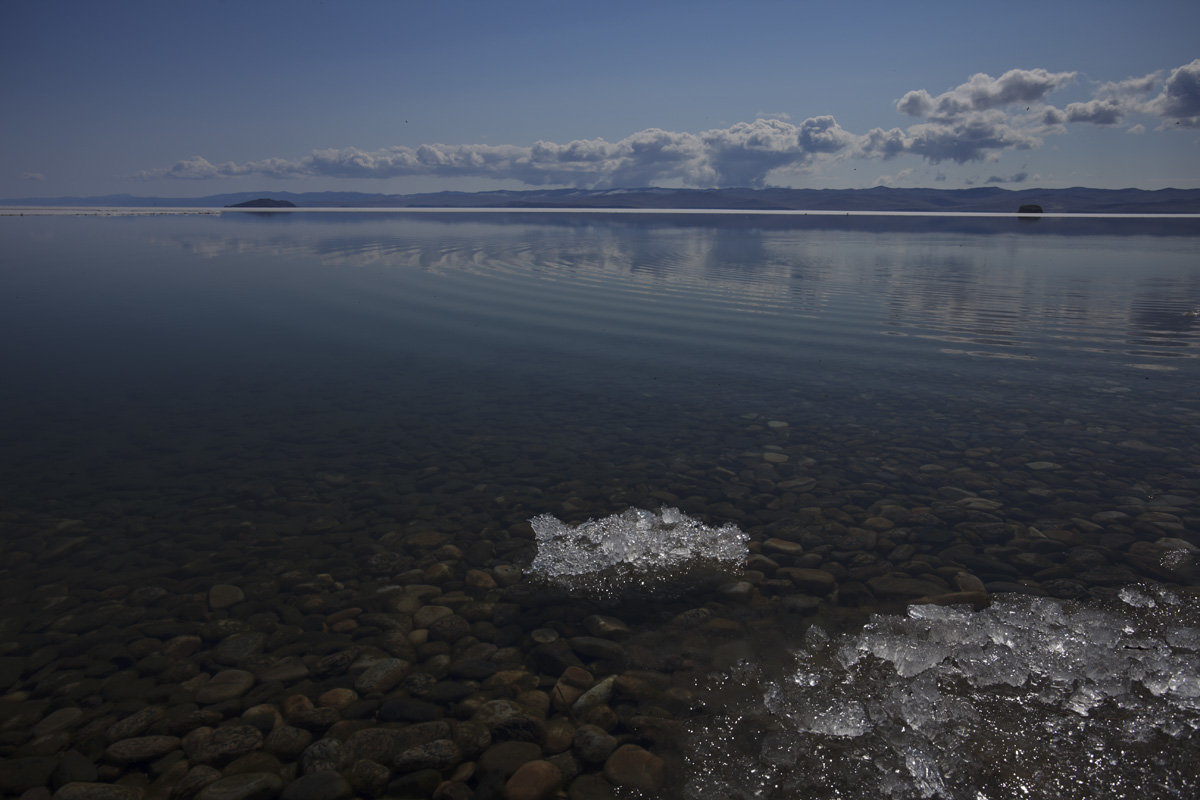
[2, 0, 1198, 198]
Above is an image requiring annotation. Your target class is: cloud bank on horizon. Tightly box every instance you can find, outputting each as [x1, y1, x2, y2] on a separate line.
[144, 59, 1200, 190]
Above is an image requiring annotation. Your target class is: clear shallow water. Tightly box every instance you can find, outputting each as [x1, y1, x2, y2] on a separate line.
[1, 212, 1198, 797]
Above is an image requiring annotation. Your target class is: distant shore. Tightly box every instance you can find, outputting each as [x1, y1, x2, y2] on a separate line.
[3, 206, 1199, 219]
[4, 186, 1200, 214]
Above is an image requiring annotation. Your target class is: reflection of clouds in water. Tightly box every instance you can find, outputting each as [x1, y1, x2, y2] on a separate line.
[159, 223, 819, 314]
[159, 219, 1200, 366]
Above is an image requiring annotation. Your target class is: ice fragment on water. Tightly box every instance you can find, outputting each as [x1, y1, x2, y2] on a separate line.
[526, 506, 748, 598]
[684, 585, 1200, 800]
[1119, 586, 1157, 608]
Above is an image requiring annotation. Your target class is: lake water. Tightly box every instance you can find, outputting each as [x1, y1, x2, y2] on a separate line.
[1, 211, 1197, 798]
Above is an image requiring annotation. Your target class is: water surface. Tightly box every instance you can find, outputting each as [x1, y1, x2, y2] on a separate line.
[0, 212, 1197, 798]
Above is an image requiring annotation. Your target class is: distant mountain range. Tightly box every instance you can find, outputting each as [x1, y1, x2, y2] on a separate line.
[4, 186, 1200, 213]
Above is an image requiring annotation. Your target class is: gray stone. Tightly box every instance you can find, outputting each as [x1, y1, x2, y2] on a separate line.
[392, 739, 461, 772]
[300, 737, 345, 774]
[354, 658, 410, 694]
[572, 676, 616, 716]
[573, 725, 617, 763]
[346, 722, 450, 764]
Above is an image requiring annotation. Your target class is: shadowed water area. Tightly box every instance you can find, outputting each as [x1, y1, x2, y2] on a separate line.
[0, 212, 1198, 799]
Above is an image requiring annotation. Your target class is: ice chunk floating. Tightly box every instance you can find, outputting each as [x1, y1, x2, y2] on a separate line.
[527, 507, 748, 598]
[685, 585, 1200, 800]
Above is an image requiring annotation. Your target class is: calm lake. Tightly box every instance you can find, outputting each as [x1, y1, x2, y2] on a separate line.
[1, 211, 1198, 799]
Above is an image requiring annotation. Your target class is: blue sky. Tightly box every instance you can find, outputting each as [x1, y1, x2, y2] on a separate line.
[2, 0, 1198, 197]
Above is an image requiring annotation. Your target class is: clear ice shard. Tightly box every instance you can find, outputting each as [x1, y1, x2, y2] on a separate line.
[683, 584, 1200, 800]
[526, 506, 747, 598]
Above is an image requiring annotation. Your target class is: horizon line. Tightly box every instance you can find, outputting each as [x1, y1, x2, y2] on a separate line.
[4, 206, 1199, 220]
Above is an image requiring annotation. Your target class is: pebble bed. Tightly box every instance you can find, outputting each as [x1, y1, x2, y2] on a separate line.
[2, 382, 1197, 800]
[2, 215, 1198, 799]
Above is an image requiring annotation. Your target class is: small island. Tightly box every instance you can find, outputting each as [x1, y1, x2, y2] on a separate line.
[1017, 203, 1044, 219]
[226, 198, 296, 208]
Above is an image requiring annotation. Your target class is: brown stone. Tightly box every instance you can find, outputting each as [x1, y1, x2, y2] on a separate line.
[603, 745, 664, 792]
[762, 538, 805, 556]
[504, 760, 562, 800]
[196, 669, 255, 704]
[776, 567, 836, 595]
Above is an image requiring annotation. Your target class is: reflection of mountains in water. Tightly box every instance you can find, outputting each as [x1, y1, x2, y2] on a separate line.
[216, 208, 1200, 238]
[165, 215, 1200, 365]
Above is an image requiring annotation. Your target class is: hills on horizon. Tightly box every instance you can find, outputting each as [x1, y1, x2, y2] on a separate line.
[4, 186, 1200, 213]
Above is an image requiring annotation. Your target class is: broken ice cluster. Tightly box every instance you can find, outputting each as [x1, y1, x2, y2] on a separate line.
[527, 507, 748, 598]
[685, 584, 1200, 800]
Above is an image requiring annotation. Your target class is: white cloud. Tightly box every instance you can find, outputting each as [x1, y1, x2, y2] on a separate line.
[896, 68, 1076, 121]
[20, 171, 46, 181]
[861, 109, 1047, 165]
[985, 171, 1029, 184]
[1064, 99, 1124, 125]
[1096, 72, 1160, 101]
[141, 117, 861, 189]
[1127, 123, 1146, 135]
[141, 60, 1198, 188]
[1146, 58, 1200, 127]
[873, 168, 913, 187]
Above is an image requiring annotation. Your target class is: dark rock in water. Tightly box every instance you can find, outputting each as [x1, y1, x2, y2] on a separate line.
[104, 734, 181, 763]
[504, 759, 563, 800]
[196, 669, 256, 704]
[0, 756, 57, 793]
[194, 772, 285, 800]
[603, 745, 665, 793]
[226, 198, 296, 208]
[385, 769, 442, 798]
[392, 738, 461, 772]
[478, 740, 544, 777]
[212, 632, 266, 666]
[51, 749, 98, 787]
[378, 696, 442, 723]
[280, 770, 352, 800]
[53, 783, 141, 800]
[1018, 203, 1043, 219]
